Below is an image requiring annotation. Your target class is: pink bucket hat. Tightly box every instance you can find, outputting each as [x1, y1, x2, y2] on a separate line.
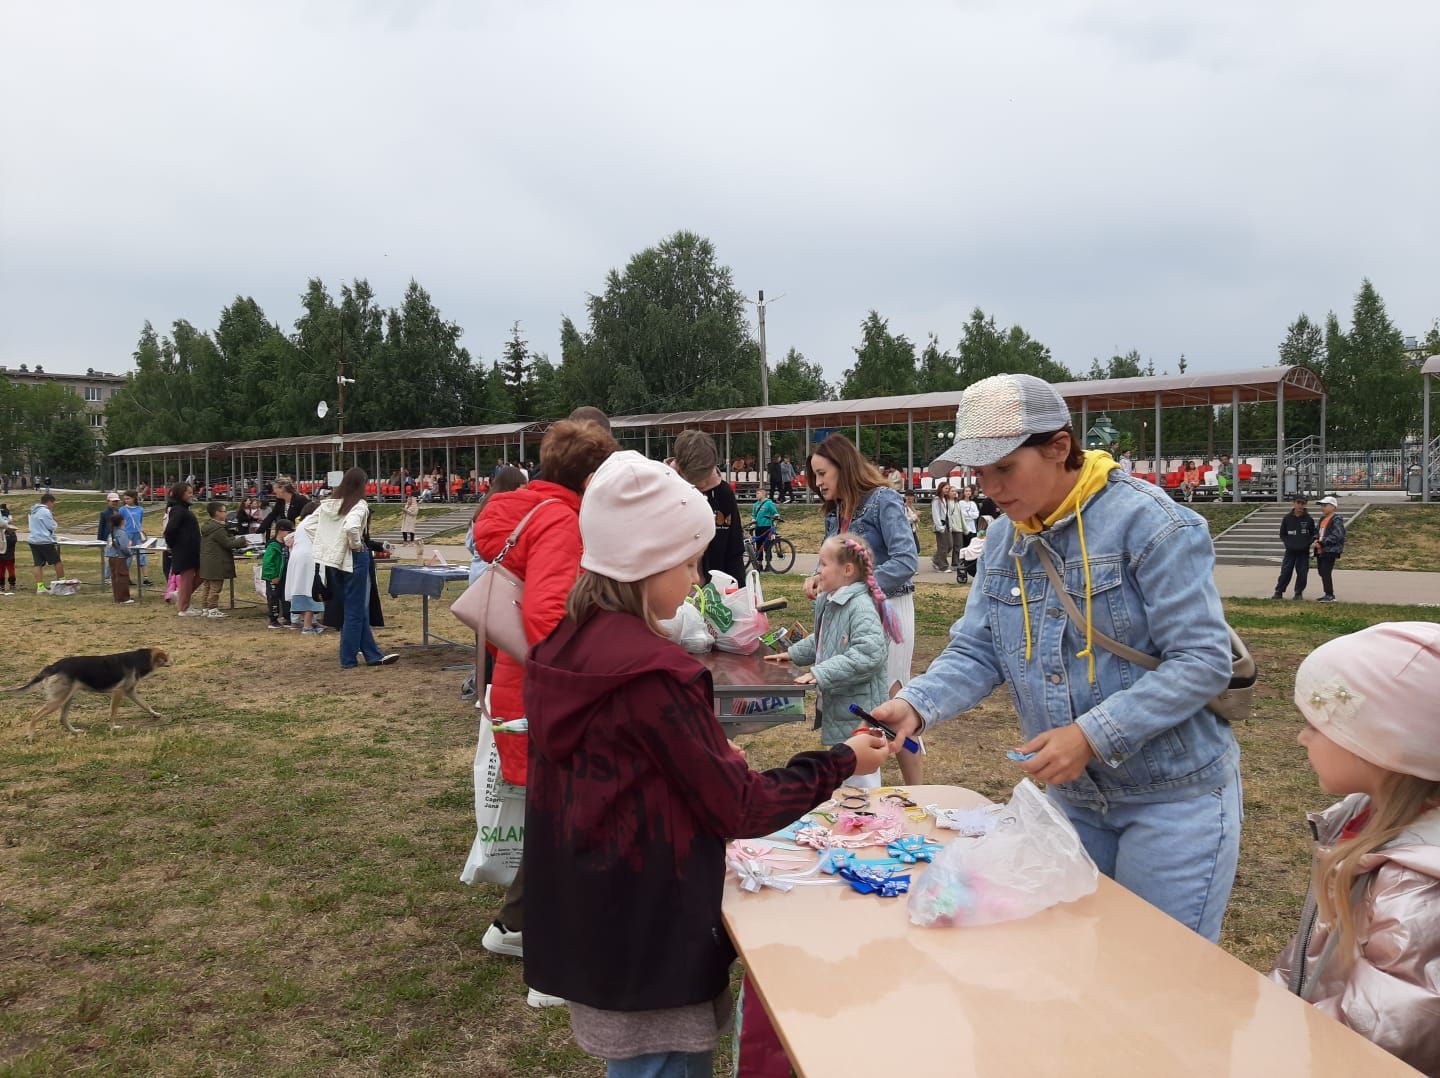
[1294, 621, 1440, 782]
[580, 451, 715, 583]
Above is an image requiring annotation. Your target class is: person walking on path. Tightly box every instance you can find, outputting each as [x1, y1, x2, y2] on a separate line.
[767, 455, 783, 503]
[1273, 497, 1316, 600]
[929, 481, 953, 572]
[163, 483, 202, 615]
[806, 432, 922, 785]
[1313, 496, 1347, 603]
[779, 455, 796, 503]
[303, 468, 398, 667]
[872, 373, 1241, 943]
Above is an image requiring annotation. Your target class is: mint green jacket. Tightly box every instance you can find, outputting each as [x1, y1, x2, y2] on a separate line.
[787, 582, 889, 745]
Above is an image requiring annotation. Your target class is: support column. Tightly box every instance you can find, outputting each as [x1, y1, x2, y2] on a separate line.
[906, 412, 914, 491]
[855, 416, 860, 445]
[1080, 400, 1088, 449]
[725, 423, 732, 476]
[1424, 375, 1432, 504]
[445, 445, 453, 502]
[644, 428, 650, 459]
[1276, 380, 1286, 503]
[1319, 395, 1327, 498]
[204, 451, 210, 495]
[375, 448, 381, 496]
[1153, 393, 1162, 486]
[1231, 388, 1241, 505]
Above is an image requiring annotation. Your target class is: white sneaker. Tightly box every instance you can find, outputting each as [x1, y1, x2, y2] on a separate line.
[527, 988, 565, 1009]
[482, 922, 524, 958]
[205, 609, 226, 618]
[177, 608, 204, 617]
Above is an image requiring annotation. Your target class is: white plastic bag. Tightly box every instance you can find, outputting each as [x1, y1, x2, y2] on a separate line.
[460, 714, 526, 887]
[661, 600, 714, 654]
[252, 562, 267, 599]
[908, 779, 1098, 928]
[713, 572, 769, 655]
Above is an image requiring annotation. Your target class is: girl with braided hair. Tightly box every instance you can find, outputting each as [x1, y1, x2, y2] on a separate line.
[767, 533, 903, 787]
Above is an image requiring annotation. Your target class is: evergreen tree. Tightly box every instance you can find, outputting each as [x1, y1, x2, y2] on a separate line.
[917, 334, 958, 392]
[843, 311, 917, 398]
[770, 347, 833, 403]
[500, 322, 533, 416]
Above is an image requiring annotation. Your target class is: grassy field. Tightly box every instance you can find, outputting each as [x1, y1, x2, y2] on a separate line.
[1342, 504, 1440, 571]
[2, 574, 1437, 1075]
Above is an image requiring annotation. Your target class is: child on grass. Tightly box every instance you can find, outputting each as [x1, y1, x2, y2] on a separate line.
[521, 452, 888, 1077]
[105, 512, 135, 603]
[766, 533, 901, 788]
[1, 521, 17, 594]
[197, 500, 249, 619]
[263, 519, 295, 628]
[1270, 622, 1440, 1074]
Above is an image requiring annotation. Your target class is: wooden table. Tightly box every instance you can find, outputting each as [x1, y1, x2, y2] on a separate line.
[698, 648, 809, 735]
[722, 784, 1415, 1077]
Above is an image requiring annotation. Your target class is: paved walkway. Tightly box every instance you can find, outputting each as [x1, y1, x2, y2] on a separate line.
[790, 555, 1440, 606]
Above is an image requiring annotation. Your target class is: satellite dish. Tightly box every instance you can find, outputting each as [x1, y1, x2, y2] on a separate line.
[316, 401, 329, 419]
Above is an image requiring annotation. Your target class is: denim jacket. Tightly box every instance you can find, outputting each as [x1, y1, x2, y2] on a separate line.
[824, 487, 919, 597]
[788, 582, 889, 745]
[899, 471, 1237, 809]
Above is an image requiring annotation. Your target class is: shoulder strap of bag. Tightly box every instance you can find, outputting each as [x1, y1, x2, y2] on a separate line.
[491, 498, 561, 568]
[1033, 543, 1159, 670]
[1034, 543, 1256, 685]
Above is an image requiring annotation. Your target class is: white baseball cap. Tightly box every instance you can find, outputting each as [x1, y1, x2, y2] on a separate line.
[930, 373, 1073, 474]
[1318, 496, 1338, 507]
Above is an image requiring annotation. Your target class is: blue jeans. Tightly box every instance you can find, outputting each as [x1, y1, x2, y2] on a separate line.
[606, 1051, 712, 1078]
[1054, 761, 1242, 943]
[340, 549, 384, 668]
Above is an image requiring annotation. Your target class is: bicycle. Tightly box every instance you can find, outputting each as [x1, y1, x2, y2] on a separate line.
[743, 516, 797, 574]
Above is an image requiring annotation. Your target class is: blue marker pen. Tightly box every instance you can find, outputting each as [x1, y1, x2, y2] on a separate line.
[1006, 749, 1037, 763]
[848, 704, 923, 754]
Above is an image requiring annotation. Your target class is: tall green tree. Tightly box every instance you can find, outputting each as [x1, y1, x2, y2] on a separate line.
[842, 312, 916, 398]
[500, 322, 534, 416]
[583, 231, 757, 414]
[42, 415, 97, 475]
[954, 309, 1069, 388]
[1330, 279, 1419, 449]
[917, 334, 958, 392]
[769, 347, 833, 404]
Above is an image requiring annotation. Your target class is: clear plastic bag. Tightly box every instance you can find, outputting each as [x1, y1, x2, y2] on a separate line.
[713, 571, 770, 655]
[661, 600, 714, 654]
[908, 779, 1098, 928]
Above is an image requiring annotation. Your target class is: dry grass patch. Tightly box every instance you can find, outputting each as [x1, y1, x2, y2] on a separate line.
[1342, 504, 1440, 571]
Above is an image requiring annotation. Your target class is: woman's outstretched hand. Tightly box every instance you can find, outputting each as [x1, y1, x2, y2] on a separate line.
[1016, 725, 1095, 785]
[868, 698, 922, 755]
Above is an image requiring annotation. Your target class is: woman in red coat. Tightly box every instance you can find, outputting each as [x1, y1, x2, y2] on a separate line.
[472, 418, 618, 1005]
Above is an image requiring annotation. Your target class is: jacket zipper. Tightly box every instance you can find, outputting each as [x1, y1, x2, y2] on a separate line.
[1289, 816, 1322, 996]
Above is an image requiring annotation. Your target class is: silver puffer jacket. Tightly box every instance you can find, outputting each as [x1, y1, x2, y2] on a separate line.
[1270, 794, 1440, 1076]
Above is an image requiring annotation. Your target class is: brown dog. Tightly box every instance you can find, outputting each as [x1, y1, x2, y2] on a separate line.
[5, 648, 170, 737]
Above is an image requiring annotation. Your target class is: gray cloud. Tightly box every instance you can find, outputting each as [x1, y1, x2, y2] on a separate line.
[1, 0, 1436, 387]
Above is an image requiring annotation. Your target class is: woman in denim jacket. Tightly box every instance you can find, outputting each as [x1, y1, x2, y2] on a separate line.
[872, 374, 1241, 943]
[805, 434, 922, 782]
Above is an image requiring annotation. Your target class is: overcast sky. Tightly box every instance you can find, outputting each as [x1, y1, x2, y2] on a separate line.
[2, 0, 1436, 389]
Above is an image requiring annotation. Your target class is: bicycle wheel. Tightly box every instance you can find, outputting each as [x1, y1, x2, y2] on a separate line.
[741, 540, 757, 575]
[768, 538, 796, 574]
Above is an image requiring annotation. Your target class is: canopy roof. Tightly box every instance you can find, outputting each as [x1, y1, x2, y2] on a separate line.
[109, 366, 1325, 459]
[1422, 355, 1440, 376]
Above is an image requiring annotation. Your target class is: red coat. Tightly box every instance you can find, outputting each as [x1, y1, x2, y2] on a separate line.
[472, 481, 583, 720]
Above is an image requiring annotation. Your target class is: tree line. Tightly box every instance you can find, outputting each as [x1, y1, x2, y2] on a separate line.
[64, 229, 1440, 463]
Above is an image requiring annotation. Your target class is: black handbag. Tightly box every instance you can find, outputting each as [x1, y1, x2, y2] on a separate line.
[311, 565, 332, 603]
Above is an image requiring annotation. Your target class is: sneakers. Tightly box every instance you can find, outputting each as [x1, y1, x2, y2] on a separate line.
[301, 625, 326, 635]
[482, 922, 524, 958]
[267, 621, 284, 629]
[142, 579, 154, 587]
[366, 653, 399, 666]
[177, 608, 204, 617]
[1317, 595, 1337, 603]
[526, 989, 565, 1009]
[1292, 593, 1304, 601]
[36, 583, 48, 594]
[1270, 592, 1283, 600]
[204, 609, 226, 618]
[120, 599, 136, 605]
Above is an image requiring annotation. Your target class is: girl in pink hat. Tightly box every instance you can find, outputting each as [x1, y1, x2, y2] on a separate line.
[1271, 621, 1440, 1074]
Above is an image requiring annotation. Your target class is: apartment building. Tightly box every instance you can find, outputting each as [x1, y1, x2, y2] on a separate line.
[1, 363, 128, 457]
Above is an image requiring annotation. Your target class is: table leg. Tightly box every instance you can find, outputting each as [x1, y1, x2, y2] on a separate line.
[422, 594, 431, 646]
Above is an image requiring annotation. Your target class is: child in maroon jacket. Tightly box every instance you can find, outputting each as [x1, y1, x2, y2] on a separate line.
[522, 451, 887, 1077]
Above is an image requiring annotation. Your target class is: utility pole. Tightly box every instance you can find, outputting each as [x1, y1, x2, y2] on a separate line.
[337, 324, 347, 438]
[757, 289, 769, 481]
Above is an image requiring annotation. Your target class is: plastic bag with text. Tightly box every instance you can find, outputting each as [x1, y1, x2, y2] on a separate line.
[713, 572, 770, 655]
[460, 716, 526, 887]
[908, 779, 1097, 928]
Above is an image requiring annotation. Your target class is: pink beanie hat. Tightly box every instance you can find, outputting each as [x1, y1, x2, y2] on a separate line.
[1294, 621, 1440, 782]
[580, 451, 715, 583]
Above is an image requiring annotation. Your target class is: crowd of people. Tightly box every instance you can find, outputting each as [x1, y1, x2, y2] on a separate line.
[10, 384, 1431, 1074]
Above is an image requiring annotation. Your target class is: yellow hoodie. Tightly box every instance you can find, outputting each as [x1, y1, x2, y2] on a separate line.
[1010, 450, 1120, 681]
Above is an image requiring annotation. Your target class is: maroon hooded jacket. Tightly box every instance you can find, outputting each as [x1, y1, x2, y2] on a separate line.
[522, 609, 857, 1011]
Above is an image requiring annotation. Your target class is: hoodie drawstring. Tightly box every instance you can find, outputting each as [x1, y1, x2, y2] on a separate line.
[1016, 504, 1097, 683]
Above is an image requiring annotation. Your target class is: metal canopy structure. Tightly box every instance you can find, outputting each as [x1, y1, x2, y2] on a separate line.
[107, 366, 1330, 503]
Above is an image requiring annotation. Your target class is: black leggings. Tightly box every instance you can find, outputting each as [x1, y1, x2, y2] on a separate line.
[1316, 554, 1338, 598]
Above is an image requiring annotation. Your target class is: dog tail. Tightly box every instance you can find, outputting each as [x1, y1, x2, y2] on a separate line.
[3, 670, 49, 693]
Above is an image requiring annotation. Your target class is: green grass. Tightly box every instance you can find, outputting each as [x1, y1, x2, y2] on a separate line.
[1343, 504, 1440, 571]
